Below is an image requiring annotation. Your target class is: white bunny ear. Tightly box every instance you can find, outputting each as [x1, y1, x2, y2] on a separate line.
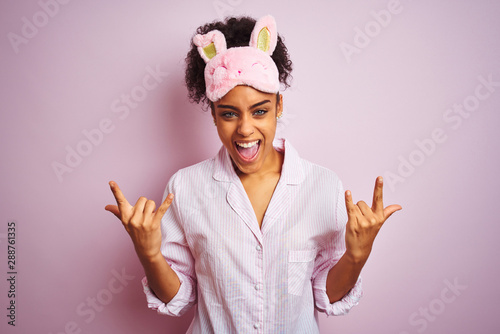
[193, 30, 227, 63]
[249, 15, 278, 55]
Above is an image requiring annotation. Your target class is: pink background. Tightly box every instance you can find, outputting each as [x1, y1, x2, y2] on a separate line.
[1, 0, 499, 333]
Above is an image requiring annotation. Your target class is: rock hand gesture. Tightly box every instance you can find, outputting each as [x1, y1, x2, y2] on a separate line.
[105, 181, 180, 303]
[105, 181, 174, 261]
[344, 176, 402, 264]
[326, 176, 402, 303]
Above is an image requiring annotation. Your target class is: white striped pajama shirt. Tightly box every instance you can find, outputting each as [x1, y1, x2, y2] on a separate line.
[142, 138, 362, 333]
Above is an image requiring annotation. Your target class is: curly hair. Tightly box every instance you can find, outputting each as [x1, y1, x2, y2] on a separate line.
[185, 16, 293, 107]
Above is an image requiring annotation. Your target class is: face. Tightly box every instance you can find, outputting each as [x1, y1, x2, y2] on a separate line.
[212, 85, 283, 176]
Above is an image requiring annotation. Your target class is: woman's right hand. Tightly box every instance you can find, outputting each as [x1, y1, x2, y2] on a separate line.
[105, 181, 174, 262]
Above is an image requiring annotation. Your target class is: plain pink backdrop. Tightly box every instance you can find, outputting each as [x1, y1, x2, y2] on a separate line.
[1, 0, 499, 333]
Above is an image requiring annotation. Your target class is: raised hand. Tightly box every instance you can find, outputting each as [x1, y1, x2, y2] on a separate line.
[344, 176, 402, 264]
[105, 181, 174, 261]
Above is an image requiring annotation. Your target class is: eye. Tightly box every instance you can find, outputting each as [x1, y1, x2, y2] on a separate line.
[253, 109, 268, 116]
[221, 111, 237, 119]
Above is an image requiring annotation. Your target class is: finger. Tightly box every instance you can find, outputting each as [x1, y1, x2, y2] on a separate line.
[109, 181, 131, 211]
[371, 176, 384, 214]
[134, 196, 148, 211]
[154, 193, 174, 221]
[143, 199, 156, 218]
[356, 200, 372, 217]
[129, 197, 148, 226]
[383, 204, 402, 220]
[345, 190, 361, 220]
[104, 204, 121, 219]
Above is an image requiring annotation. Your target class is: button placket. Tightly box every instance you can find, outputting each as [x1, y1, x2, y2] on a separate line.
[254, 242, 264, 332]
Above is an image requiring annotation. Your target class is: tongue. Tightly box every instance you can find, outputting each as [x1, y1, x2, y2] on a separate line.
[237, 142, 259, 159]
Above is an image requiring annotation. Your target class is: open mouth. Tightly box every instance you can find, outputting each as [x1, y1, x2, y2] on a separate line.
[235, 140, 260, 162]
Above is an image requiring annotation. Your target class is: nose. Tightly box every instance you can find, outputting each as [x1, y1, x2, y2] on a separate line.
[237, 114, 254, 137]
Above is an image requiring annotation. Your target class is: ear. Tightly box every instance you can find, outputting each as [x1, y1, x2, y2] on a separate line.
[249, 15, 278, 55]
[276, 93, 283, 118]
[193, 30, 227, 63]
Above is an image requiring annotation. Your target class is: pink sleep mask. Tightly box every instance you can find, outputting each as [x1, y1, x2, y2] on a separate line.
[193, 15, 280, 102]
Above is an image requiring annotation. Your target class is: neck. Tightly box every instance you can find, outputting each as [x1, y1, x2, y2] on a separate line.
[235, 147, 283, 180]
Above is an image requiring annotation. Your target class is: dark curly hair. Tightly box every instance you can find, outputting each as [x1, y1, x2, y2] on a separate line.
[185, 16, 293, 107]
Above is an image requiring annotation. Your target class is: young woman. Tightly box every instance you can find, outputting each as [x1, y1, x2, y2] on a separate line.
[105, 15, 401, 333]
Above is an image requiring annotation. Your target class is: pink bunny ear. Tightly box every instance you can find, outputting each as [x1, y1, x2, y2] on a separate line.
[193, 30, 227, 63]
[249, 15, 278, 55]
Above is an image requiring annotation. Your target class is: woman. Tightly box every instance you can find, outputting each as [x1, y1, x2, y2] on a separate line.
[105, 15, 401, 333]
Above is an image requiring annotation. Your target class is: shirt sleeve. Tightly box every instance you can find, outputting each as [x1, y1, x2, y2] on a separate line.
[311, 178, 363, 316]
[141, 172, 197, 317]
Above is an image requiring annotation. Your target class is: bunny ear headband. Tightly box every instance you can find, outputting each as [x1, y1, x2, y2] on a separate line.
[193, 15, 280, 102]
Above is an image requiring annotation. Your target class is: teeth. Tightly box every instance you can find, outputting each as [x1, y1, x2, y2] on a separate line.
[236, 140, 259, 148]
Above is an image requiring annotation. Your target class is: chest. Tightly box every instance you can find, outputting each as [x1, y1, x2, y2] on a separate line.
[240, 174, 280, 228]
[181, 178, 339, 266]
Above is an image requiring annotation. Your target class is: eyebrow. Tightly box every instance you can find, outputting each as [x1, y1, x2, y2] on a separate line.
[216, 99, 271, 111]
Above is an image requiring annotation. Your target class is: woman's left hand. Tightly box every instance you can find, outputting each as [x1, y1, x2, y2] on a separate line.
[344, 176, 402, 264]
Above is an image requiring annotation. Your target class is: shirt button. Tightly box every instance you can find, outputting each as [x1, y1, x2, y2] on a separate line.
[254, 323, 260, 329]
[256, 245, 262, 251]
[254, 284, 260, 290]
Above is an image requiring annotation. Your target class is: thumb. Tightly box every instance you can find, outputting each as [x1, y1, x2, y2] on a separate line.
[383, 204, 402, 220]
[105, 204, 121, 219]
